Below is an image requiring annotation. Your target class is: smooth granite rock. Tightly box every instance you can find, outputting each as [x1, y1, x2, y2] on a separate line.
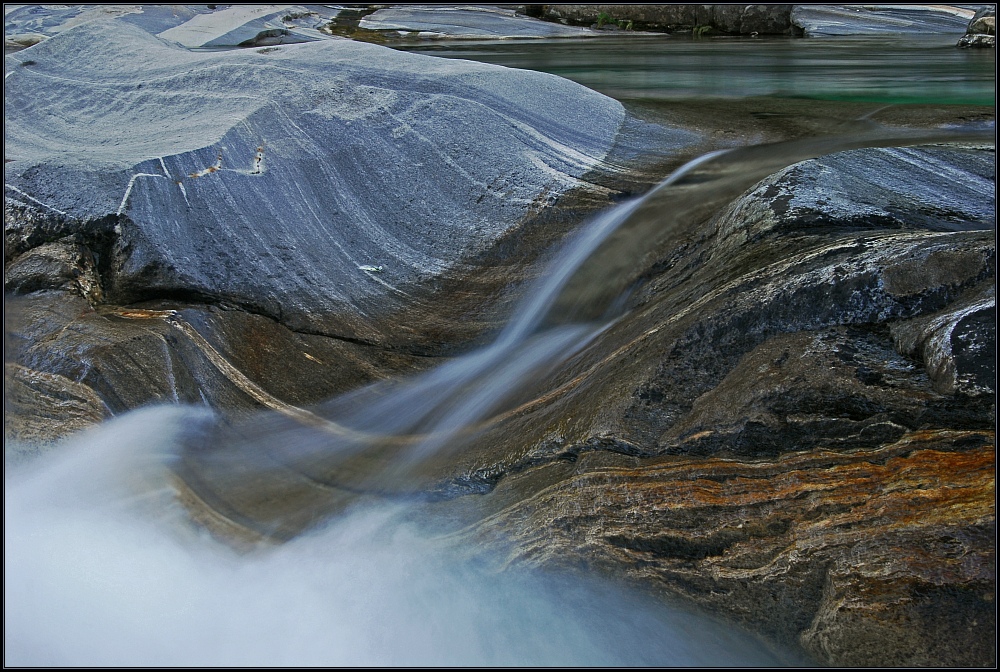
[358, 5, 603, 39]
[791, 4, 977, 37]
[5, 20, 692, 347]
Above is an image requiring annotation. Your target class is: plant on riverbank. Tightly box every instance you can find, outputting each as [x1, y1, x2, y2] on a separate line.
[596, 12, 633, 31]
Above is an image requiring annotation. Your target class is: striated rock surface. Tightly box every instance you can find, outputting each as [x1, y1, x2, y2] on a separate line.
[792, 4, 977, 37]
[358, 5, 603, 39]
[5, 20, 691, 347]
[2, 4, 342, 51]
[430, 143, 995, 666]
[4, 17, 696, 446]
[161, 138, 996, 665]
[467, 429, 994, 667]
[3, 9, 995, 667]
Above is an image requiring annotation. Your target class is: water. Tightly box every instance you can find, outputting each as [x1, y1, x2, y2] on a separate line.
[171, 122, 995, 544]
[397, 34, 996, 106]
[6, 407, 797, 667]
[6, 30, 995, 668]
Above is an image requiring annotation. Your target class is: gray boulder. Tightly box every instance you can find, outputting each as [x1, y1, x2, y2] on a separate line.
[358, 5, 603, 38]
[957, 6, 996, 47]
[792, 4, 977, 36]
[2, 4, 342, 50]
[5, 20, 693, 346]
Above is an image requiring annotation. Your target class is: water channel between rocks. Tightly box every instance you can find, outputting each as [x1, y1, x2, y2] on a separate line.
[5, 27, 996, 668]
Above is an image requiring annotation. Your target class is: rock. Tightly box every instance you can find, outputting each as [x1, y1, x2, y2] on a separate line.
[792, 4, 977, 36]
[1, 4, 343, 50]
[4, 16, 697, 448]
[358, 5, 602, 39]
[538, 4, 795, 35]
[464, 429, 995, 667]
[958, 6, 996, 47]
[430, 143, 995, 666]
[164, 138, 996, 665]
[4, 11, 994, 666]
[4, 362, 108, 453]
[3, 288, 434, 445]
[5, 20, 693, 349]
[156, 5, 342, 48]
[4, 32, 47, 50]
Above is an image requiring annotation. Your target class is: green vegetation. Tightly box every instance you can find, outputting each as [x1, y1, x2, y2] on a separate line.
[596, 12, 633, 31]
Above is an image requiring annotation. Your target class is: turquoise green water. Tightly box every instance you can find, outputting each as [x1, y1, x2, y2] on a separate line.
[396, 34, 996, 106]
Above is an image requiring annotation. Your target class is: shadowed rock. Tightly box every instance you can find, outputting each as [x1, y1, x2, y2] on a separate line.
[538, 4, 795, 35]
[958, 6, 996, 48]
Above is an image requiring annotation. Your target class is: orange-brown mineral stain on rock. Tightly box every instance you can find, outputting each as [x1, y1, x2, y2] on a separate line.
[471, 429, 995, 666]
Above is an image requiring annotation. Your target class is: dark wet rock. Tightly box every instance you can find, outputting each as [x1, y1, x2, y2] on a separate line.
[539, 4, 795, 35]
[463, 430, 995, 667]
[792, 4, 977, 36]
[958, 6, 996, 47]
[3, 287, 433, 446]
[358, 5, 601, 39]
[427, 143, 995, 666]
[4, 362, 108, 452]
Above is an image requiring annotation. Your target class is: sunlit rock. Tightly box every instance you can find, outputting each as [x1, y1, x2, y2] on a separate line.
[358, 5, 602, 39]
[957, 6, 996, 47]
[792, 4, 976, 36]
[5, 20, 685, 345]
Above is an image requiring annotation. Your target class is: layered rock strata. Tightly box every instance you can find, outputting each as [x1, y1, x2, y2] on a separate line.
[3, 10, 995, 668]
[5, 19, 696, 447]
[442, 144, 996, 667]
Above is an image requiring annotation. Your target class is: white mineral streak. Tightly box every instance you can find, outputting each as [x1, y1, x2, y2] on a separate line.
[4, 19, 669, 338]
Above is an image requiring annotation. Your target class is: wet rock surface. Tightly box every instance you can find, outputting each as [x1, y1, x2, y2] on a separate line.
[426, 143, 995, 666]
[4, 6, 996, 668]
[463, 429, 994, 667]
[958, 6, 997, 48]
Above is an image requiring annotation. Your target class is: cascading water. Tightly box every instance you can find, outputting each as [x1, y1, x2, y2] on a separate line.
[5, 123, 993, 666]
[172, 121, 995, 544]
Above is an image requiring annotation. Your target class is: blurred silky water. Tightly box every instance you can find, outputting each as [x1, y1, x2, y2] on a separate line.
[4, 407, 800, 667]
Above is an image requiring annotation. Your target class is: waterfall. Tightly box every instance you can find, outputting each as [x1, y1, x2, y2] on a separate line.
[5, 123, 991, 666]
[171, 122, 995, 544]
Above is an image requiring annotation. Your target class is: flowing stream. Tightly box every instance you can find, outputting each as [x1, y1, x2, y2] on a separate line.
[5, 29, 995, 667]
